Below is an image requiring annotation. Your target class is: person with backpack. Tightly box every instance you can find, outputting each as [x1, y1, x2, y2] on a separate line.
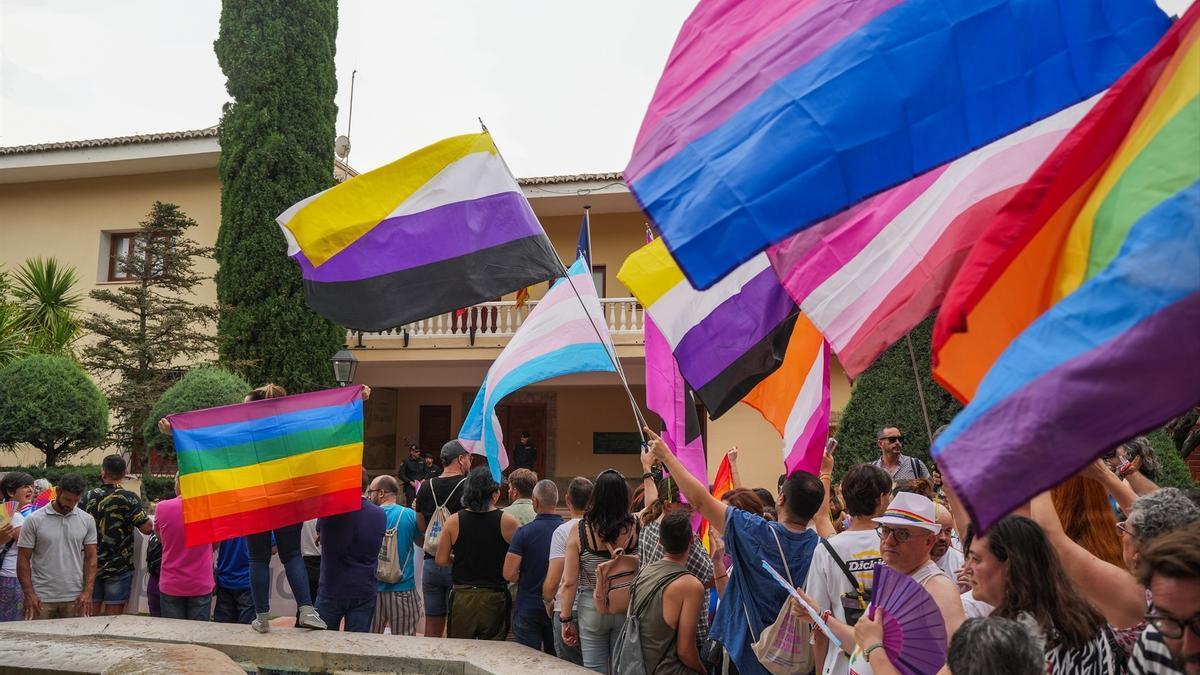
[804, 464, 892, 675]
[645, 427, 823, 675]
[414, 440, 472, 638]
[368, 475, 423, 636]
[615, 508, 706, 675]
[435, 467, 520, 640]
[560, 469, 641, 673]
[869, 426, 930, 485]
[316, 469, 386, 632]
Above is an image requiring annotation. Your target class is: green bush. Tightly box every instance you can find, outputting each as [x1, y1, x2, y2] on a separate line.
[143, 366, 250, 456]
[833, 317, 964, 478]
[0, 465, 176, 502]
[0, 354, 108, 466]
[0, 464, 103, 490]
[1146, 427, 1197, 489]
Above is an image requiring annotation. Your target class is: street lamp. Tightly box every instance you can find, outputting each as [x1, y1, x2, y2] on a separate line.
[331, 345, 358, 387]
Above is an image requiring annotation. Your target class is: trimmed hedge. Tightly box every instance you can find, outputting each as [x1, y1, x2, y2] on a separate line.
[0, 465, 175, 502]
[143, 366, 250, 457]
[0, 354, 108, 466]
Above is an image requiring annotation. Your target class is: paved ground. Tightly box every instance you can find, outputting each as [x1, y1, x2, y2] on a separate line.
[0, 615, 590, 674]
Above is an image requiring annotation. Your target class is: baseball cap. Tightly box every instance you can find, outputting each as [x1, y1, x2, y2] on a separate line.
[440, 440, 469, 464]
[872, 492, 940, 533]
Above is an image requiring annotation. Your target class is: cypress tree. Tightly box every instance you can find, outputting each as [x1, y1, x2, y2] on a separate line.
[213, 0, 344, 392]
[833, 316, 964, 477]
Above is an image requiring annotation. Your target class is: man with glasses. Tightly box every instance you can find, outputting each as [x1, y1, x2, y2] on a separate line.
[871, 426, 930, 484]
[933, 504, 964, 582]
[1129, 524, 1199, 674]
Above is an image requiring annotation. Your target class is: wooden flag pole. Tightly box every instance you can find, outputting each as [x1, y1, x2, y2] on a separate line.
[906, 334, 935, 447]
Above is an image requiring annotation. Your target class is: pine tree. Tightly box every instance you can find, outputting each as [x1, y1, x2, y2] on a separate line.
[83, 202, 218, 461]
[834, 317, 964, 477]
[212, 0, 344, 393]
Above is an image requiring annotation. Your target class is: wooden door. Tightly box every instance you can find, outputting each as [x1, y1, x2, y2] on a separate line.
[418, 405, 452, 461]
[495, 403, 548, 479]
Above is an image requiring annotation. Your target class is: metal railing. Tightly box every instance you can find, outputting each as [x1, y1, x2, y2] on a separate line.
[357, 297, 644, 341]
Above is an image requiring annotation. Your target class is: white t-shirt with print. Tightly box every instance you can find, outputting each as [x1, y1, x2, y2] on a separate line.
[1, 511, 25, 577]
[804, 529, 882, 675]
[548, 517, 580, 613]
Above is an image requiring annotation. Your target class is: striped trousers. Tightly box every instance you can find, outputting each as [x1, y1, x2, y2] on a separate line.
[372, 590, 422, 636]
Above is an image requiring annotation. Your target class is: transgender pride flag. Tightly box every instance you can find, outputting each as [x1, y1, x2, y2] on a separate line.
[459, 257, 617, 480]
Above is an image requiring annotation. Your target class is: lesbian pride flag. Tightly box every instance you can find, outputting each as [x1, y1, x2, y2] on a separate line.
[625, 0, 1169, 290]
[170, 387, 364, 546]
[277, 132, 559, 331]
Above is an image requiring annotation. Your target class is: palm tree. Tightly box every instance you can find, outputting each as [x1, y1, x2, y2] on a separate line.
[10, 257, 84, 356]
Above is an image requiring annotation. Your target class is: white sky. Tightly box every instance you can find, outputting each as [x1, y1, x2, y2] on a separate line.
[0, 0, 1193, 178]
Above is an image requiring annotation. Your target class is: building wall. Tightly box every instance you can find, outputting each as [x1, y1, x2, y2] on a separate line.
[0, 168, 222, 312]
[1, 168, 222, 466]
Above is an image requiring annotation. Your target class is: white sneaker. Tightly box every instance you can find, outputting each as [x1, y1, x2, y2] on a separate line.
[296, 605, 327, 630]
[251, 614, 270, 633]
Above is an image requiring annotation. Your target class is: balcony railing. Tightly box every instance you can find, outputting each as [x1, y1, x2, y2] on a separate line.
[358, 297, 644, 342]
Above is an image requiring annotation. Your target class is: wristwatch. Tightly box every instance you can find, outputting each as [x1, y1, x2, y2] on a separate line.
[559, 614, 574, 624]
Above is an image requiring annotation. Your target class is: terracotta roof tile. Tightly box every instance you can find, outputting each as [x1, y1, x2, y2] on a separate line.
[0, 127, 219, 156]
[517, 172, 624, 186]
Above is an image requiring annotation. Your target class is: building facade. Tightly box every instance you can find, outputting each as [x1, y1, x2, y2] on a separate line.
[0, 130, 851, 491]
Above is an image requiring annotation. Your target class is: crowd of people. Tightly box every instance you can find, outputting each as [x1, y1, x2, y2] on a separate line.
[0, 405, 1196, 675]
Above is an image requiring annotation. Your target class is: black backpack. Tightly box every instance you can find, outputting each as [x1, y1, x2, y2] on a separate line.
[146, 533, 163, 578]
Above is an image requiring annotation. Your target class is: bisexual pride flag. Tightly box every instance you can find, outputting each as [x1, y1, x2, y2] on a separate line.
[277, 132, 560, 331]
[170, 387, 364, 546]
[626, 0, 1169, 290]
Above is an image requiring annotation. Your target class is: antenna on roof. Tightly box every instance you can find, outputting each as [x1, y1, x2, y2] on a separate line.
[336, 70, 357, 162]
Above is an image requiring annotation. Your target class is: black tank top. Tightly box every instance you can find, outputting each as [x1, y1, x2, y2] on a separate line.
[452, 509, 508, 589]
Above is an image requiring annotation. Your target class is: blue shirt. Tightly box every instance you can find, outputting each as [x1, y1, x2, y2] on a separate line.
[318, 499, 386, 601]
[507, 512, 564, 616]
[709, 507, 818, 675]
[377, 503, 421, 593]
[216, 537, 251, 590]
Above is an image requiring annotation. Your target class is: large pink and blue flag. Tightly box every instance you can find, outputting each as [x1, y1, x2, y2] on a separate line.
[459, 257, 616, 480]
[625, 0, 1170, 290]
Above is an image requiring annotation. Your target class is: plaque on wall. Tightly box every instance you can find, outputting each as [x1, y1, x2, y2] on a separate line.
[363, 388, 399, 469]
[592, 431, 643, 455]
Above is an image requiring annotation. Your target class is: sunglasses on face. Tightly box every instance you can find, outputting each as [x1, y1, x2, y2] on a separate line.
[1146, 611, 1200, 640]
[880, 436, 903, 444]
[877, 526, 914, 544]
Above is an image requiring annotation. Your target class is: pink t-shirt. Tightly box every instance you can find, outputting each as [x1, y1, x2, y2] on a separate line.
[154, 497, 214, 597]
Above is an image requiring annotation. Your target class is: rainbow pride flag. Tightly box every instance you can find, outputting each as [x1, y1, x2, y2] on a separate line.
[699, 452, 736, 553]
[930, 6, 1200, 529]
[277, 132, 559, 331]
[169, 387, 364, 546]
[625, 0, 1169, 290]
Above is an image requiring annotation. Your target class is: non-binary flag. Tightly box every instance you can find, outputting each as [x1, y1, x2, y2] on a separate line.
[169, 387, 364, 547]
[277, 132, 560, 331]
[618, 238, 797, 418]
[460, 257, 616, 480]
[625, 0, 1169, 290]
[930, 6, 1200, 529]
[767, 96, 1098, 379]
[741, 316, 830, 476]
[645, 316, 707, 497]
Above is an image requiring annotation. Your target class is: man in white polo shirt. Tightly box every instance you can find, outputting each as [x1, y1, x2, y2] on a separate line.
[17, 473, 98, 619]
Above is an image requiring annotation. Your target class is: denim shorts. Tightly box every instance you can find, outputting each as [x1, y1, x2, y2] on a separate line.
[422, 557, 454, 617]
[91, 571, 134, 605]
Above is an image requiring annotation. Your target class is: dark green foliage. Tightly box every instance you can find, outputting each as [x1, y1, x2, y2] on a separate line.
[0, 355, 108, 466]
[213, 0, 344, 393]
[0, 466, 176, 502]
[1146, 427, 1197, 489]
[143, 366, 250, 457]
[83, 202, 218, 461]
[834, 317, 964, 478]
